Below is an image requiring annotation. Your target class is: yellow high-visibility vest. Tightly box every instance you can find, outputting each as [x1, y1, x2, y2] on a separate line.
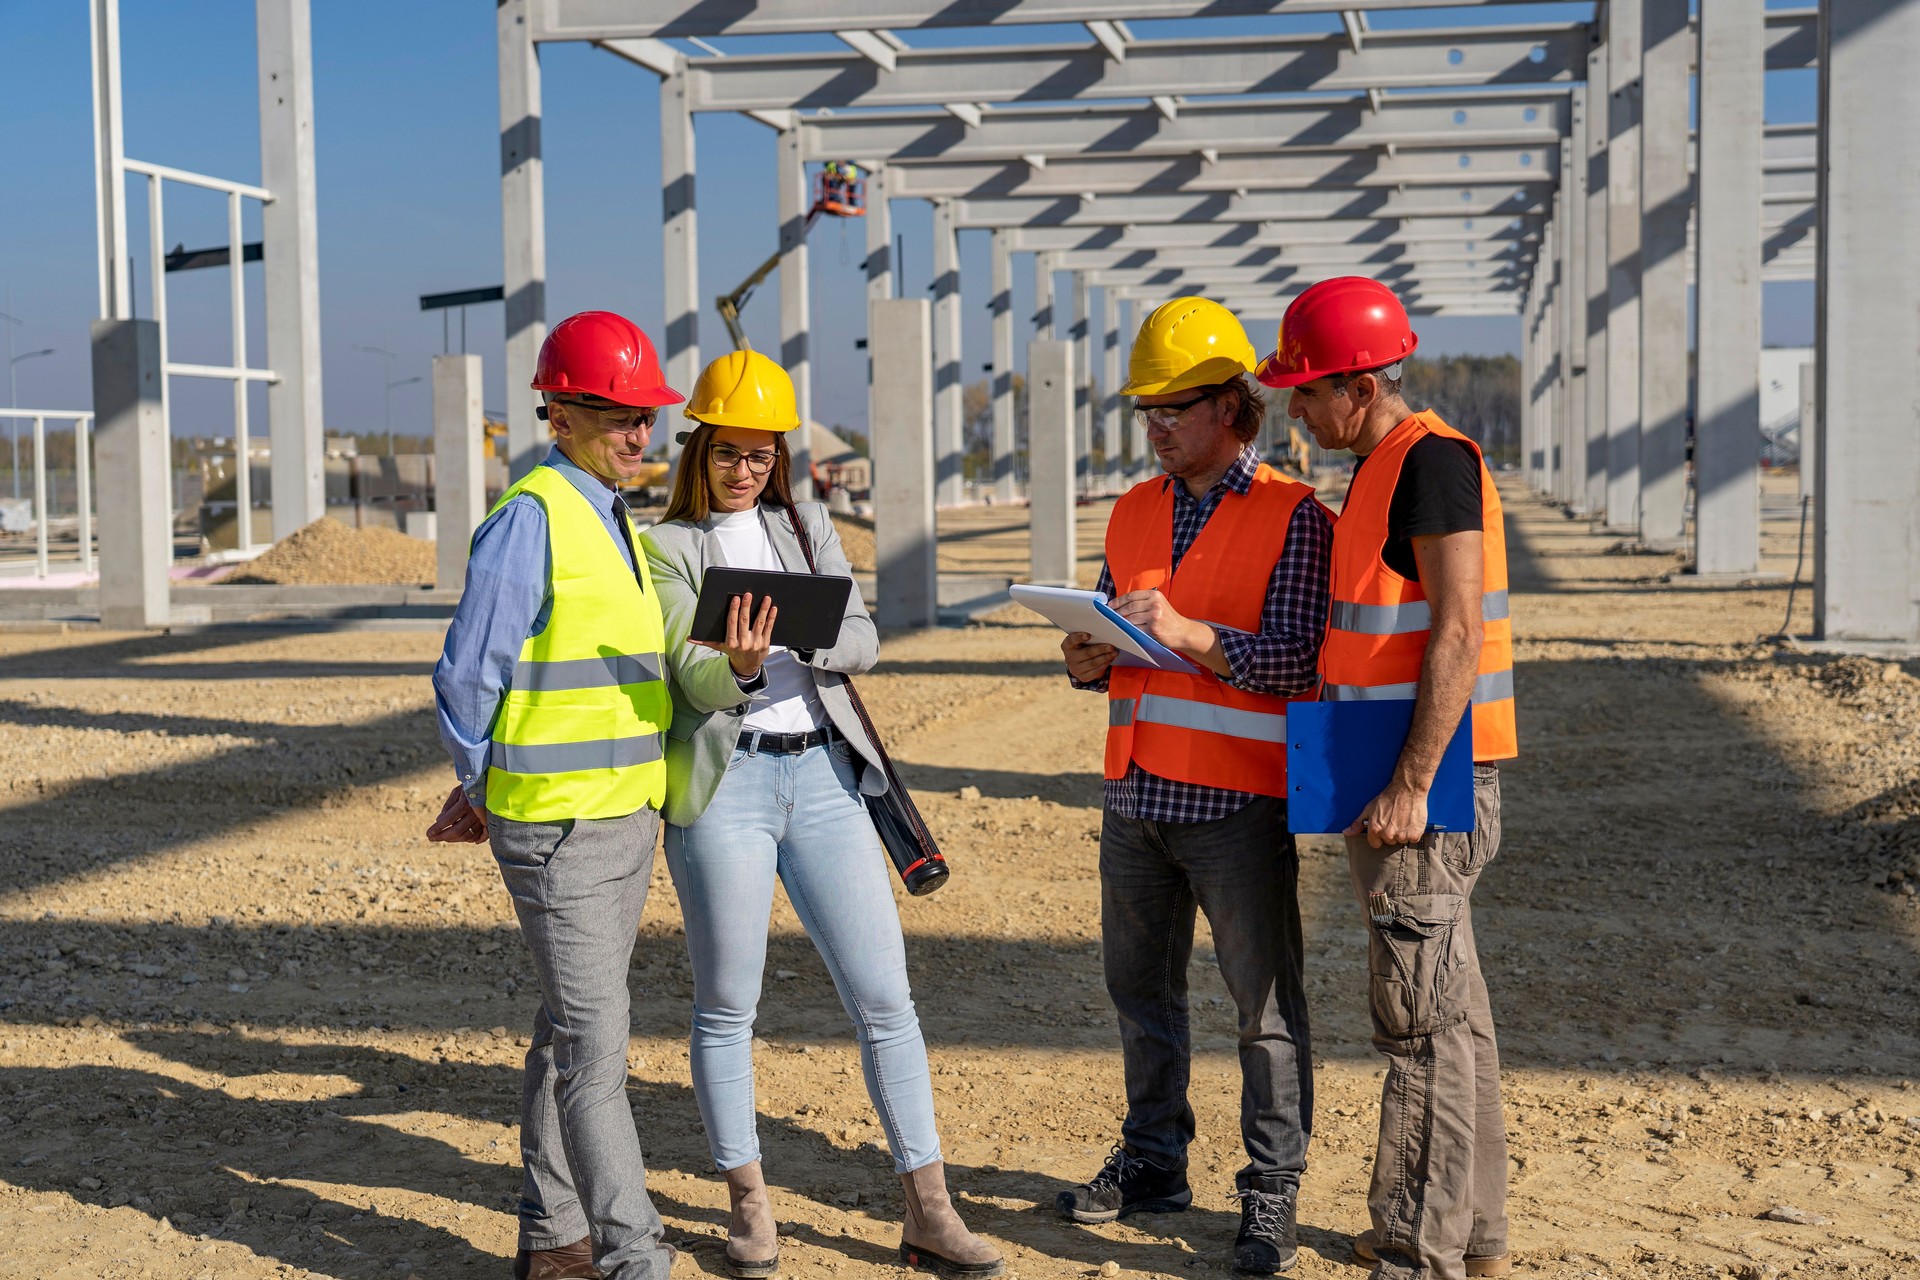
[483, 464, 669, 821]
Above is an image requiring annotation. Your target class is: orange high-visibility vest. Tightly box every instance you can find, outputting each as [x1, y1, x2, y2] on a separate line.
[1105, 463, 1322, 797]
[1321, 410, 1517, 761]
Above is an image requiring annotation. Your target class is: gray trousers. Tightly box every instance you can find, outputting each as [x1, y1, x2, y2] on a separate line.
[491, 808, 673, 1280]
[1344, 765, 1508, 1280]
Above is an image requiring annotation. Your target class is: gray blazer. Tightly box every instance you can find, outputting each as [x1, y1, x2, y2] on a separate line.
[640, 501, 884, 829]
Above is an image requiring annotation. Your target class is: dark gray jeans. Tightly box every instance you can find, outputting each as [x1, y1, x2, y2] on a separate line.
[491, 808, 674, 1280]
[1099, 795, 1313, 1192]
[1345, 765, 1508, 1280]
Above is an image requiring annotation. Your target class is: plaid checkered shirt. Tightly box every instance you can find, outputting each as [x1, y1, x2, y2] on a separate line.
[1075, 447, 1333, 824]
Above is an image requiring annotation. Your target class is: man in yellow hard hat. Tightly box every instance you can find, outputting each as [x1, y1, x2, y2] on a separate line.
[1053, 298, 1333, 1274]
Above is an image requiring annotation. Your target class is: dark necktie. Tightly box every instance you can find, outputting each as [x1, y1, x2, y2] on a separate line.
[610, 493, 647, 593]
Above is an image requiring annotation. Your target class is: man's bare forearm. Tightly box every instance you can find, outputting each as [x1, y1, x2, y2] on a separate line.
[1393, 621, 1480, 792]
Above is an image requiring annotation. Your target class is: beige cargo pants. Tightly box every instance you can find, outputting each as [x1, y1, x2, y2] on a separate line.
[1344, 764, 1508, 1280]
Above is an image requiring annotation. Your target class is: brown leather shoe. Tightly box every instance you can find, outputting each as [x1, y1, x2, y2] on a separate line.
[1351, 1229, 1510, 1277]
[513, 1236, 602, 1280]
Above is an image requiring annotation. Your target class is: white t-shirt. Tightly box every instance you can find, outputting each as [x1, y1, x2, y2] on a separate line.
[709, 507, 828, 735]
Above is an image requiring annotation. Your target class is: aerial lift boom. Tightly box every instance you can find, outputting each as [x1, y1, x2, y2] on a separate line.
[715, 165, 867, 351]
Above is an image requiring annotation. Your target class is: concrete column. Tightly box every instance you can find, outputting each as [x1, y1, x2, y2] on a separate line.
[433, 354, 485, 592]
[1814, 0, 1920, 642]
[1562, 91, 1589, 513]
[989, 229, 1017, 503]
[1583, 35, 1610, 518]
[1124, 300, 1146, 480]
[498, 0, 545, 481]
[660, 67, 698, 464]
[932, 199, 964, 507]
[778, 128, 813, 499]
[1604, 0, 1642, 533]
[1101, 289, 1123, 493]
[1027, 338, 1076, 587]
[1071, 272, 1091, 493]
[1637, 0, 1691, 547]
[257, 0, 325, 533]
[865, 165, 892, 301]
[1797, 362, 1816, 507]
[869, 298, 936, 629]
[1033, 252, 1056, 338]
[1693, 0, 1764, 576]
[91, 319, 168, 629]
[1529, 274, 1542, 488]
[91, 0, 130, 320]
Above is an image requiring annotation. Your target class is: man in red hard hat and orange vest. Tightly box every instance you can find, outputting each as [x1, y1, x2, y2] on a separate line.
[428, 311, 688, 1280]
[1055, 298, 1333, 1275]
[1259, 278, 1517, 1280]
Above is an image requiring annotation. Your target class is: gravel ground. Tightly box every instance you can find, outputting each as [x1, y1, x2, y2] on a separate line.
[0, 477, 1915, 1280]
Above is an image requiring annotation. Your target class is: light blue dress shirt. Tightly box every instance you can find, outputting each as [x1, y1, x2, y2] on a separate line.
[432, 446, 639, 804]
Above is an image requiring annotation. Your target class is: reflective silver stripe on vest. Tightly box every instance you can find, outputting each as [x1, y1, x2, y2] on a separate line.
[512, 652, 663, 693]
[1110, 698, 1137, 727]
[1323, 669, 1514, 705]
[1132, 693, 1288, 744]
[490, 733, 665, 775]
[1328, 589, 1511, 636]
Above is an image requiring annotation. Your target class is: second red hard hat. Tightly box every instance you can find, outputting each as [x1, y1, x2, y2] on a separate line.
[1254, 277, 1418, 389]
[532, 311, 685, 407]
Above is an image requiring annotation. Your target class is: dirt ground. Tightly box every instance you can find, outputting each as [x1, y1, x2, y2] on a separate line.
[1, 473, 1917, 1280]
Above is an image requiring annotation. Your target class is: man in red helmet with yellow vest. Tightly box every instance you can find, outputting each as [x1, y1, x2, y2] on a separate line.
[1055, 298, 1333, 1276]
[428, 311, 695, 1280]
[1259, 278, 1517, 1280]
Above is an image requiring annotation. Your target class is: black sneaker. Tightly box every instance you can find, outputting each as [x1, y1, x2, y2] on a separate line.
[1055, 1143, 1192, 1224]
[1231, 1187, 1298, 1274]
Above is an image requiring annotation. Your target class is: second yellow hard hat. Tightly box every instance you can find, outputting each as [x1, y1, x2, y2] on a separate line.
[1119, 296, 1259, 397]
[684, 349, 801, 433]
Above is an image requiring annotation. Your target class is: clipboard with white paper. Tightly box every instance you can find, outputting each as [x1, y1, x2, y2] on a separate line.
[1008, 583, 1202, 674]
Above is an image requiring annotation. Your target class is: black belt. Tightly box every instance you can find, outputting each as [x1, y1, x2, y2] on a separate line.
[738, 726, 835, 755]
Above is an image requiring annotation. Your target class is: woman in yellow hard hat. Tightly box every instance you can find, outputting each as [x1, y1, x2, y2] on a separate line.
[640, 350, 1005, 1280]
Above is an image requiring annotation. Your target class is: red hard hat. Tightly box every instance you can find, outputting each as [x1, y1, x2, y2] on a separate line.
[531, 310, 684, 407]
[1254, 277, 1418, 389]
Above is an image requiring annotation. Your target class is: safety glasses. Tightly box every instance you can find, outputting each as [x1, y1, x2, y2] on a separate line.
[553, 399, 658, 435]
[1133, 392, 1215, 430]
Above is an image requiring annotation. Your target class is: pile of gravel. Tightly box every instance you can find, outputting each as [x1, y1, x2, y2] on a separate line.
[224, 518, 436, 586]
[829, 513, 876, 573]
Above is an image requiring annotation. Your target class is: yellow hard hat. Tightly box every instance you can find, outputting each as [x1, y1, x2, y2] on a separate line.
[683, 349, 801, 433]
[1119, 296, 1259, 397]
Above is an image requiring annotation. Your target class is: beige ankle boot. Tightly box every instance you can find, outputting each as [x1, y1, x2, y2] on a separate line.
[723, 1160, 779, 1278]
[898, 1161, 1006, 1279]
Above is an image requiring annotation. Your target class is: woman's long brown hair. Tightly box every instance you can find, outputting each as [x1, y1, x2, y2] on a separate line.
[660, 422, 796, 524]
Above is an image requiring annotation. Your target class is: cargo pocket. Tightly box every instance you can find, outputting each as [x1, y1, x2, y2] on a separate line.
[1367, 892, 1468, 1040]
[1441, 766, 1503, 876]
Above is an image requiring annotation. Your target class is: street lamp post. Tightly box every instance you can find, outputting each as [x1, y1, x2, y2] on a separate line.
[385, 375, 423, 456]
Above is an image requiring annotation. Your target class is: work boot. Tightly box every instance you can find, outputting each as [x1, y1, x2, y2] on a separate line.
[897, 1160, 1006, 1279]
[1231, 1187, 1298, 1275]
[723, 1161, 779, 1279]
[512, 1236, 602, 1280]
[1350, 1229, 1512, 1277]
[1055, 1143, 1192, 1224]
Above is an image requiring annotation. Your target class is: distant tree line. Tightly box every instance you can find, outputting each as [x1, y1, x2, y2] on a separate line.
[1401, 354, 1520, 462]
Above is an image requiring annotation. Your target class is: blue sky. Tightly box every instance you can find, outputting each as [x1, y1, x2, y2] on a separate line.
[0, 1, 1817, 441]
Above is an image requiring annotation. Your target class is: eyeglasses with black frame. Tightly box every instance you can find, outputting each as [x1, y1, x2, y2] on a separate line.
[709, 442, 780, 476]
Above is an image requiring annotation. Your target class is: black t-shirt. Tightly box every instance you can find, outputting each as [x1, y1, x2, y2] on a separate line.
[1349, 434, 1482, 582]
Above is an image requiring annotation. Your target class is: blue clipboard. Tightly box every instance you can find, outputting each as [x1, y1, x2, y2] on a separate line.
[1285, 700, 1474, 835]
[1095, 599, 1202, 674]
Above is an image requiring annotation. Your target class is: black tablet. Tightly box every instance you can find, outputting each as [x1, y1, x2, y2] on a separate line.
[691, 567, 853, 652]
